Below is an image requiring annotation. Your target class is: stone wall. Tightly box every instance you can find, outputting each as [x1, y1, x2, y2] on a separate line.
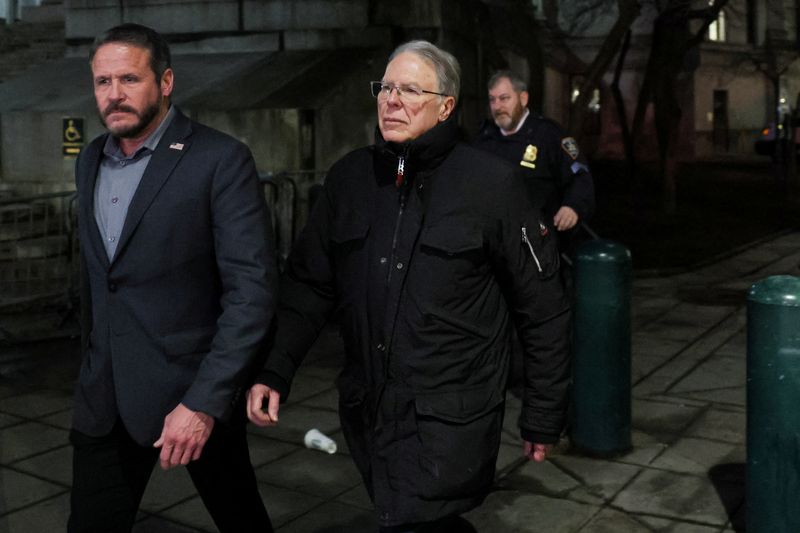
[2, 0, 503, 193]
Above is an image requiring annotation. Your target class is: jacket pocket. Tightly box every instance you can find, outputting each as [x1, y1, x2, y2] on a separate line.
[331, 211, 369, 244]
[161, 325, 216, 356]
[419, 221, 483, 256]
[426, 311, 492, 341]
[416, 222, 488, 308]
[411, 386, 504, 500]
[521, 220, 560, 279]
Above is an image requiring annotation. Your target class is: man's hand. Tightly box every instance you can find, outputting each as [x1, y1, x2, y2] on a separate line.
[246, 384, 281, 427]
[153, 403, 214, 470]
[523, 441, 554, 462]
[553, 206, 578, 231]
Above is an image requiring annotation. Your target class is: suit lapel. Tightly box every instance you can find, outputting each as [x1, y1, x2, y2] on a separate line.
[111, 110, 193, 265]
[79, 137, 111, 270]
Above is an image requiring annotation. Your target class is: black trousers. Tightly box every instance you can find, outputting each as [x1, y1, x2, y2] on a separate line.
[68, 418, 272, 533]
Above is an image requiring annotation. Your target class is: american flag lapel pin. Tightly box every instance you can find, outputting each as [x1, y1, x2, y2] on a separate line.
[169, 142, 184, 151]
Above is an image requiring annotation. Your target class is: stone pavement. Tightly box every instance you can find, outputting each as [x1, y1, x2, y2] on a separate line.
[2, 231, 799, 532]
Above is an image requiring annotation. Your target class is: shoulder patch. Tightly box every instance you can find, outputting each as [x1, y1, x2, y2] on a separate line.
[561, 137, 580, 160]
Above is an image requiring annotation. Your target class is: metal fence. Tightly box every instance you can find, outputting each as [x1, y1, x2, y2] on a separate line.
[0, 171, 321, 344]
[0, 172, 320, 306]
[260, 170, 325, 264]
[0, 191, 78, 311]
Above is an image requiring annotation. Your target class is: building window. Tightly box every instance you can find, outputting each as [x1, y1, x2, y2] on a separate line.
[588, 88, 601, 113]
[570, 81, 600, 112]
[708, 5, 727, 42]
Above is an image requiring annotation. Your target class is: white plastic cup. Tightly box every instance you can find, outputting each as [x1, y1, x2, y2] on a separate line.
[304, 428, 337, 454]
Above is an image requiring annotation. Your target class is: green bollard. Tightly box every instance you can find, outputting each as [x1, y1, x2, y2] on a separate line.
[571, 239, 632, 455]
[747, 275, 800, 533]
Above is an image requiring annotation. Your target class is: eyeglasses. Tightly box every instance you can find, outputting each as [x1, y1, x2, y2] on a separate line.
[370, 81, 448, 101]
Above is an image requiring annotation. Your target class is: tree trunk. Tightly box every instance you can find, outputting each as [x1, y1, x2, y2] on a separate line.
[611, 29, 634, 180]
[568, 0, 641, 140]
[787, 114, 798, 195]
[631, 0, 729, 212]
[631, 4, 685, 190]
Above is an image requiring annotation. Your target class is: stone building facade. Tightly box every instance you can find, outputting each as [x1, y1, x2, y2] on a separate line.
[0, 0, 798, 193]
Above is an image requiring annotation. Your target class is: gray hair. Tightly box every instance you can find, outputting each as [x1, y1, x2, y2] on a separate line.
[388, 40, 461, 103]
[488, 70, 527, 93]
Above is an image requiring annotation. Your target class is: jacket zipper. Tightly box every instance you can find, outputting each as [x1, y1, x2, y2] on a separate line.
[395, 156, 405, 187]
[521, 226, 543, 273]
[388, 156, 407, 284]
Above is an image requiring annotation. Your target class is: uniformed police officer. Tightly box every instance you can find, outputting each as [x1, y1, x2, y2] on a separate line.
[474, 70, 595, 248]
[475, 70, 593, 398]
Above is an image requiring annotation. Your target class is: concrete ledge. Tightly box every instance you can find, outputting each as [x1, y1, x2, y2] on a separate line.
[243, 0, 369, 31]
[65, 7, 121, 40]
[284, 27, 392, 50]
[124, 2, 240, 35]
[20, 4, 64, 24]
[171, 33, 281, 54]
[373, 0, 443, 27]
[66, 1, 239, 39]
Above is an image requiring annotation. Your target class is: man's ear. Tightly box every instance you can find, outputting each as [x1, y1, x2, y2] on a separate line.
[520, 90, 529, 108]
[160, 68, 174, 97]
[439, 96, 456, 122]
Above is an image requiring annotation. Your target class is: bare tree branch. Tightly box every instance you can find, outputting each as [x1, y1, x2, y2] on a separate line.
[568, 0, 641, 136]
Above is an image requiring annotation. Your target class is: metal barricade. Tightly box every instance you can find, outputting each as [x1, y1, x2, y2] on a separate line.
[280, 170, 327, 232]
[261, 172, 296, 264]
[0, 191, 78, 310]
[260, 170, 325, 265]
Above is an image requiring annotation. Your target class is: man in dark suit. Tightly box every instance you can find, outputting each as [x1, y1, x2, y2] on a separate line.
[69, 23, 276, 532]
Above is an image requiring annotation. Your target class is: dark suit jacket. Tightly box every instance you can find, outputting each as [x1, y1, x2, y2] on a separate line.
[73, 108, 276, 446]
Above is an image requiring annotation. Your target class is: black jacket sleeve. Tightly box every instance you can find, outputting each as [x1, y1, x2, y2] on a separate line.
[494, 172, 571, 442]
[257, 179, 337, 400]
[551, 128, 596, 222]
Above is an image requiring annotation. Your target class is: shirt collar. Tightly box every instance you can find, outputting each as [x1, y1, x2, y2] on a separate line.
[500, 108, 530, 137]
[102, 105, 177, 161]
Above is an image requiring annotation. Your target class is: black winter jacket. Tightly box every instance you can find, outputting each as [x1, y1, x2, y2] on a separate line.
[259, 116, 570, 526]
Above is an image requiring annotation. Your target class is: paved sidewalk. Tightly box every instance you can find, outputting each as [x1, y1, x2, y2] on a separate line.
[2, 231, 799, 532]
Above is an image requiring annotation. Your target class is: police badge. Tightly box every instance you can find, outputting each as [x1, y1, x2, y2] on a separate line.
[520, 144, 538, 169]
[561, 137, 580, 160]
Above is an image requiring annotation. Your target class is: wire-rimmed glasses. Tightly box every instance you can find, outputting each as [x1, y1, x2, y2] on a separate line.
[370, 81, 448, 102]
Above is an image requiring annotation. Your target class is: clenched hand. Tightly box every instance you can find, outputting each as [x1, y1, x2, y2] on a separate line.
[246, 384, 281, 427]
[523, 441, 554, 462]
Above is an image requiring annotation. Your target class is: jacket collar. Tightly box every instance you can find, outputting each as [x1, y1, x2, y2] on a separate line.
[478, 112, 534, 140]
[374, 113, 460, 170]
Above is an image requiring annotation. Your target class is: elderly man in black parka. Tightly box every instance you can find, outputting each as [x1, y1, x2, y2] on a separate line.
[247, 40, 571, 532]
